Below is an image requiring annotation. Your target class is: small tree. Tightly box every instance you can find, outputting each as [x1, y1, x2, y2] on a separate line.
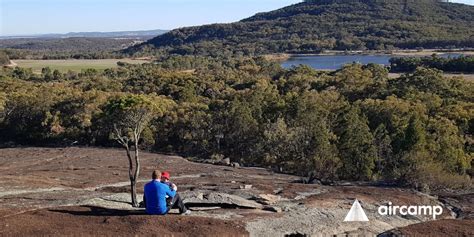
[336, 106, 377, 180]
[103, 94, 172, 207]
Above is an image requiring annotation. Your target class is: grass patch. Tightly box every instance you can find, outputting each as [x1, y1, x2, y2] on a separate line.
[12, 59, 150, 73]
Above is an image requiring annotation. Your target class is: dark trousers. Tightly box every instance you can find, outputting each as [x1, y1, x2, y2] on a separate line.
[166, 193, 187, 214]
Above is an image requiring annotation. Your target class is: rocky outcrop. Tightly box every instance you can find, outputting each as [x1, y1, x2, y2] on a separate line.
[182, 191, 263, 209]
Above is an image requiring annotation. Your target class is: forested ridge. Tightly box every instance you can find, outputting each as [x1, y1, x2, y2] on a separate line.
[1, 57, 472, 191]
[126, 0, 474, 57]
[0, 37, 143, 60]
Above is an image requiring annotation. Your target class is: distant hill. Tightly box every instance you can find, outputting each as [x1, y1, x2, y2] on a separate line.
[0, 30, 168, 59]
[0, 29, 168, 39]
[126, 0, 474, 56]
[0, 38, 143, 56]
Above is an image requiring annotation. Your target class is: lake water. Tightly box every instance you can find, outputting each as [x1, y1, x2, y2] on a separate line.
[281, 54, 462, 70]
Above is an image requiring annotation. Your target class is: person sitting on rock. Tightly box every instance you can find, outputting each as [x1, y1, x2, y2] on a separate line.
[143, 170, 191, 215]
[160, 171, 175, 190]
[160, 171, 175, 206]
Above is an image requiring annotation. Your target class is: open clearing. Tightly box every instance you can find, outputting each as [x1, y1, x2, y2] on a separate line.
[0, 147, 472, 236]
[12, 59, 150, 73]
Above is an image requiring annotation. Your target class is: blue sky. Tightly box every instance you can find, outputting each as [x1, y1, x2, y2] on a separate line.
[1, 0, 473, 36]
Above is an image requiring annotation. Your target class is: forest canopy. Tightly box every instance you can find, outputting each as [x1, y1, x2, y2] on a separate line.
[0, 56, 472, 191]
[390, 55, 474, 73]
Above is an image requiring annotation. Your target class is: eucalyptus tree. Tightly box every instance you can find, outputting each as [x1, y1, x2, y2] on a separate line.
[103, 94, 174, 207]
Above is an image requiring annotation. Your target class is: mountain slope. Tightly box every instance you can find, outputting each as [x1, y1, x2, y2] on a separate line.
[127, 0, 474, 56]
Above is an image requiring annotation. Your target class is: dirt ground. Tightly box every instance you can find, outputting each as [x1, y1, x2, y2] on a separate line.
[383, 219, 474, 237]
[0, 206, 247, 237]
[0, 147, 472, 236]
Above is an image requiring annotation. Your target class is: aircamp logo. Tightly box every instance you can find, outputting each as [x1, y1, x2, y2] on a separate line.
[378, 202, 443, 220]
[344, 199, 369, 222]
[343, 199, 444, 222]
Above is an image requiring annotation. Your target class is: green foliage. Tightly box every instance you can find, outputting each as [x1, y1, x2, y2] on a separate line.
[390, 67, 472, 101]
[102, 94, 174, 146]
[403, 116, 427, 152]
[0, 92, 6, 122]
[372, 124, 392, 178]
[0, 57, 472, 190]
[0, 51, 10, 66]
[0, 81, 72, 143]
[427, 117, 470, 174]
[127, 0, 474, 56]
[405, 161, 471, 192]
[336, 106, 377, 180]
[390, 55, 474, 73]
[263, 105, 341, 182]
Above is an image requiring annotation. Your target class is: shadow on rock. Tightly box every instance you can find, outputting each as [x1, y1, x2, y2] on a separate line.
[50, 205, 147, 217]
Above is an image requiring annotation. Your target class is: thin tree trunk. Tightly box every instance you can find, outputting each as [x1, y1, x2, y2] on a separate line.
[130, 178, 137, 207]
[124, 144, 137, 207]
[131, 139, 140, 207]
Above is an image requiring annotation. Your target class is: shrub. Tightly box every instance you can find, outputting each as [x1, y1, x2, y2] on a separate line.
[405, 162, 472, 192]
[0, 51, 10, 66]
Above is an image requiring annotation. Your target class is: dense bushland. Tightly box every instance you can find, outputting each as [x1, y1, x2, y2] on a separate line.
[390, 55, 474, 73]
[0, 57, 472, 191]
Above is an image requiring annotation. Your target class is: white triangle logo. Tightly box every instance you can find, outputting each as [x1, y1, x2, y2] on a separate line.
[344, 199, 369, 222]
